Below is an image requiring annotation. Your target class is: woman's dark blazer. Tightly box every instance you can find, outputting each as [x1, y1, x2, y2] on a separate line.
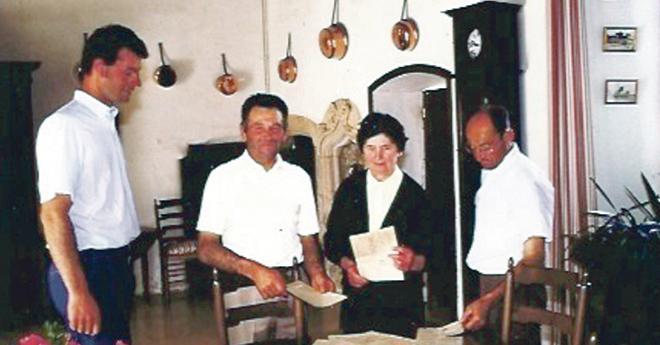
[324, 169, 434, 305]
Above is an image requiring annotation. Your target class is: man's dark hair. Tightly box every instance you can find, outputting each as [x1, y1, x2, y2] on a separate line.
[241, 93, 289, 128]
[471, 104, 511, 136]
[78, 24, 148, 81]
[357, 112, 408, 151]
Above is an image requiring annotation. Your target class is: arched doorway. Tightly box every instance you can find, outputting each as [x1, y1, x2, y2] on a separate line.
[369, 64, 461, 323]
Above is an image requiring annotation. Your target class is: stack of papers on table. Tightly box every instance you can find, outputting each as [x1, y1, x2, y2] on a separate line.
[313, 331, 414, 345]
[312, 321, 466, 345]
[415, 321, 465, 344]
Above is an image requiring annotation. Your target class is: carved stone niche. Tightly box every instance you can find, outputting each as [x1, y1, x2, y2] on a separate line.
[288, 99, 361, 290]
[288, 99, 360, 238]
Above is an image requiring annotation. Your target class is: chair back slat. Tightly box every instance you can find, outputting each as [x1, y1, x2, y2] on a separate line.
[513, 307, 574, 333]
[501, 258, 591, 345]
[210, 264, 306, 345]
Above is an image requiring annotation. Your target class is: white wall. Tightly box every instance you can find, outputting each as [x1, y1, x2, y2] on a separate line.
[0, 0, 551, 225]
[0, 0, 551, 293]
[585, 0, 660, 213]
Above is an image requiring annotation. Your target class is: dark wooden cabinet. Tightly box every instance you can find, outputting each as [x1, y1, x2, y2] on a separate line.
[0, 62, 45, 330]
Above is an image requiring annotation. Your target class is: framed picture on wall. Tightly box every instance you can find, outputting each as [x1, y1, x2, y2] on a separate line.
[605, 79, 638, 104]
[603, 27, 637, 52]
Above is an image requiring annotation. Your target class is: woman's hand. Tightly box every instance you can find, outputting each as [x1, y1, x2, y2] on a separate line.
[340, 257, 369, 288]
[390, 246, 426, 272]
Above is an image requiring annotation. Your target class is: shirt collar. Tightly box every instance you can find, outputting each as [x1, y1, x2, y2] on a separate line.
[481, 142, 520, 182]
[366, 165, 403, 187]
[240, 150, 284, 173]
[73, 89, 119, 121]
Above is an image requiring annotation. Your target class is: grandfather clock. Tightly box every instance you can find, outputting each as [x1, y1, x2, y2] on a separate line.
[445, 1, 522, 303]
[446, 1, 521, 136]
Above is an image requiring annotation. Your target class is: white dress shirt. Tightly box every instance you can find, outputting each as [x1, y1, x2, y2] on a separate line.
[196, 151, 320, 267]
[466, 143, 554, 274]
[35, 90, 140, 250]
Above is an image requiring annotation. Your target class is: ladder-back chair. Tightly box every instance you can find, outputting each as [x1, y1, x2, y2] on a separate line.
[501, 258, 591, 345]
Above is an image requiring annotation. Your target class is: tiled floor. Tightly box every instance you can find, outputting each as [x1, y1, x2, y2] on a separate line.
[132, 295, 219, 345]
[1, 293, 450, 345]
[132, 293, 343, 345]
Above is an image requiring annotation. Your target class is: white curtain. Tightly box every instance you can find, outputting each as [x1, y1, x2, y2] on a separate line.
[550, 0, 594, 273]
[550, 0, 595, 343]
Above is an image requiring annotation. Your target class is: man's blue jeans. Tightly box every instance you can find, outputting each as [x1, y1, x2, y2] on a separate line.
[48, 245, 134, 345]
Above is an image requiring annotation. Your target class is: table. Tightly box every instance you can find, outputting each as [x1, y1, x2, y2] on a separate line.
[460, 329, 498, 344]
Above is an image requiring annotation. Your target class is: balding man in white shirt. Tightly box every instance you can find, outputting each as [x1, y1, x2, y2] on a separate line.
[460, 104, 554, 344]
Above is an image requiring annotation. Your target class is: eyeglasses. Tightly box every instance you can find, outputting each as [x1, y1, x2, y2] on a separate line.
[465, 143, 496, 156]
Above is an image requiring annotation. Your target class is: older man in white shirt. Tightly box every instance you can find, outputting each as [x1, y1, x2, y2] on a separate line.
[460, 104, 554, 344]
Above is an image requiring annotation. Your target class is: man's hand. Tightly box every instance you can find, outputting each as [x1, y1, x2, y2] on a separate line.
[340, 257, 369, 289]
[309, 270, 335, 293]
[460, 297, 492, 330]
[252, 266, 287, 299]
[300, 234, 335, 293]
[40, 195, 102, 335]
[67, 290, 101, 335]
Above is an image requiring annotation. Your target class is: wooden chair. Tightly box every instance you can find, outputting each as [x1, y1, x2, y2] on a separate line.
[129, 226, 160, 301]
[501, 258, 590, 345]
[212, 263, 306, 345]
[154, 198, 198, 303]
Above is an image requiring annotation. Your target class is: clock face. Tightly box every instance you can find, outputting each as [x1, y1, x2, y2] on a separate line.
[467, 28, 482, 60]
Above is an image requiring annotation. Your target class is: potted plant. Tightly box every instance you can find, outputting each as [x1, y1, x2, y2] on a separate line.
[569, 173, 660, 345]
[17, 320, 79, 345]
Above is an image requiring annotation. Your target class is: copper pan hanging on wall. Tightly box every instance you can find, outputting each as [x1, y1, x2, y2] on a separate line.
[153, 42, 177, 87]
[319, 0, 348, 60]
[278, 33, 298, 83]
[392, 0, 419, 51]
[216, 53, 238, 95]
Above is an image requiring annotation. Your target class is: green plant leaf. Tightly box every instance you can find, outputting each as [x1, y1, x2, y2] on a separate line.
[641, 173, 660, 221]
[624, 186, 654, 220]
[591, 177, 618, 211]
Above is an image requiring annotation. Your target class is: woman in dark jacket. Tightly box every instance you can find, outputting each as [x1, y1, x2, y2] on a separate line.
[324, 112, 433, 338]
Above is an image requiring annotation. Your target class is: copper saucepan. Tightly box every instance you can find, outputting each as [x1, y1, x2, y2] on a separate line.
[392, 18, 419, 51]
[391, 0, 419, 51]
[216, 53, 238, 95]
[319, 0, 349, 60]
[279, 33, 298, 83]
[154, 42, 177, 87]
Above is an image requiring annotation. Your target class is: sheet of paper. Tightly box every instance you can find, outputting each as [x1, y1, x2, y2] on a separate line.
[437, 320, 465, 336]
[349, 226, 404, 282]
[328, 331, 413, 345]
[286, 281, 347, 308]
[414, 321, 465, 345]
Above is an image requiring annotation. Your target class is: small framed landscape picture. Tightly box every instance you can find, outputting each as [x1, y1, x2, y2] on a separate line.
[603, 27, 637, 52]
[605, 79, 638, 104]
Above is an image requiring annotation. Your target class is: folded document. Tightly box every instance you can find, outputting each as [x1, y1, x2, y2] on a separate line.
[286, 281, 347, 308]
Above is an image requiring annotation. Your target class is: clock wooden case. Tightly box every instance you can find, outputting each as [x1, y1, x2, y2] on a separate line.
[446, 1, 522, 138]
[445, 1, 522, 302]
